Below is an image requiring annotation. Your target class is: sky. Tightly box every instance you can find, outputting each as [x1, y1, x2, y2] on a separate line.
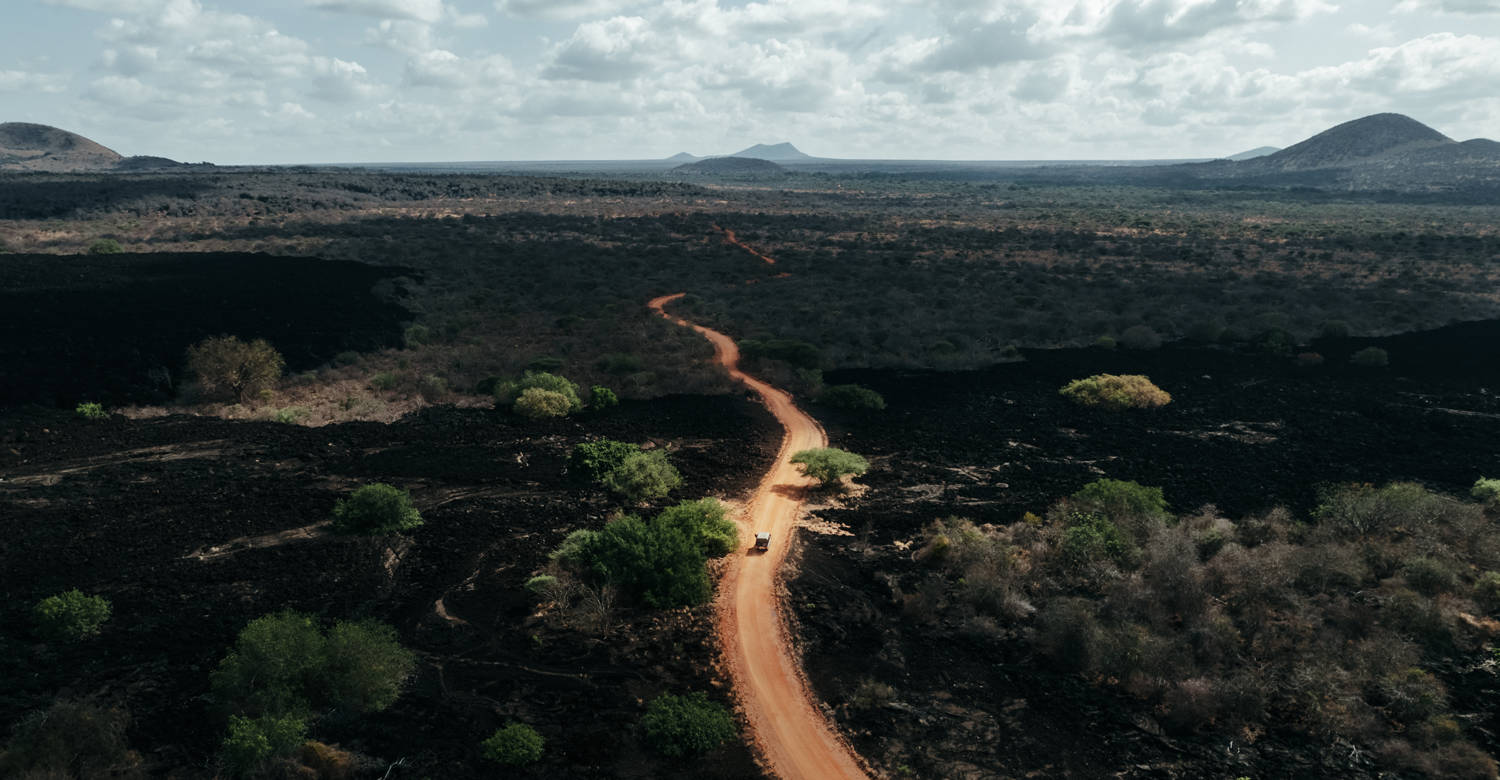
[2, 0, 1499, 164]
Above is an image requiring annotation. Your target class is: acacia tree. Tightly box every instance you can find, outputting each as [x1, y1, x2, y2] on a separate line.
[790, 448, 869, 488]
[186, 336, 285, 402]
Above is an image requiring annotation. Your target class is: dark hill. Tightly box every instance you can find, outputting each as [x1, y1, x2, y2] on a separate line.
[664, 152, 701, 162]
[114, 155, 191, 171]
[729, 142, 813, 161]
[673, 157, 785, 175]
[1256, 113, 1450, 171]
[0, 122, 123, 172]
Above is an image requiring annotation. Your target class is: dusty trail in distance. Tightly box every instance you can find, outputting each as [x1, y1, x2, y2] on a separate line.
[714, 224, 778, 266]
[649, 292, 868, 780]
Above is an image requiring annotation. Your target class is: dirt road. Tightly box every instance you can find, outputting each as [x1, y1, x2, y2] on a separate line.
[649, 293, 868, 780]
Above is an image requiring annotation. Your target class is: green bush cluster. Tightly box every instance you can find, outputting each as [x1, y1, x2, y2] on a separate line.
[221, 714, 306, 777]
[481, 722, 544, 766]
[332, 483, 423, 535]
[1058, 374, 1171, 410]
[1471, 477, 1500, 506]
[569, 439, 640, 482]
[641, 693, 736, 757]
[590, 385, 619, 409]
[186, 335, 286, 403]
[818, 384, 886, 411]
[75, 401, 107, 420]
[789, 448, 869, 488]
[498, 371, 583, 418]
[569, 439, 682, 502]
[88, 238, 123, 254]
[33, 589, 112, 641]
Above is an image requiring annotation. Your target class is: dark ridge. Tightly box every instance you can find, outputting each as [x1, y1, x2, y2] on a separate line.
[672, 156, 786, 175]
[1256, 113, 1451, 171]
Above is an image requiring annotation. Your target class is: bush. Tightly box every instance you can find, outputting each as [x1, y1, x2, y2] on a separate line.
[332, 483, 423, 535]
[1059, 374, 1171, 410]
[186, 336, 285, 402]
[1094, 335, 1117, 350]
[1376, 668, 1448, 723]
[1475, 572, 1500, 612]
[1120, 325, 1162, 350]
[1059, 512, 1136, 568]
[88, 238, 123, 254]
[322, 620, 418, 714]
[0, 699, 141, 778]
[514, 388, 574, 418]
[819, 384, 886, 411]
[481, 722, 544, 766]
[222, 713, 306, 778]
[1350, 346, 1389, 367]
[601, 450, 682, 502]
[790, 448, 869, 488]
[655, 498, 739, 557]
[272, 407, 308, 424]
[550, 529, 601, 571]
[590, 385, 619, 410]
[501, 371, 582, 412]
[641, 693, 736, 757]
[418, 374, 448, 402]
[585, 516, 710, 608]
[33, 589, 111, 641]
[569, 439, 639, 482]
[1071, 478, 1170, 532]
[211, 611, 413, 719]
[402, 324, 430, 347]
[75, 401, 107, 420]
[1403, 557, 1458, 596]
[1472, 478, 1500, 506]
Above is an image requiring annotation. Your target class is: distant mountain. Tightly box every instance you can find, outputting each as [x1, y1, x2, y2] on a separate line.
[729, 142, 813, 162]
[664, 152, 700, 162]
[1225, 146, 1279, 161]
[1253, 113, 1451, 172]
[0, 122, 122, 172]
[673, 157, 785, 175]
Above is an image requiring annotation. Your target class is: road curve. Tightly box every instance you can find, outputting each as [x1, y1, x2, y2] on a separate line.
[649, 293, 868, 780]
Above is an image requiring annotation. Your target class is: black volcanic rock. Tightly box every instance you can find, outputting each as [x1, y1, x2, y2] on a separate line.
[673, 156, 785, 175]
[1254, 113, 1451, 171]
[0, 122, 123, 172]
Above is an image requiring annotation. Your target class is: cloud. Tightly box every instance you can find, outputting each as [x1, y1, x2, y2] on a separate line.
[543, 16, 655, 81]
[308, 0, 447, 23]
[495, 0, 637, 19]
[1396, 0, 1500, 12]
[0, 70, 69, 93]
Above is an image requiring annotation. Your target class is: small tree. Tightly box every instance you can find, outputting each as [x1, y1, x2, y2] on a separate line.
[1059, 374, 1171, 410]
[186, 335, 285, 402]
[602, 450, 682, 502]
[569, 439, 639, 482]
[590, 385, 619, 410]
[211, 611, 326, 717]
[75, 401, 107, 420]
[88, 238, 123, 255]
[221, 713, 306, 778]
[656, 498, 739, 557]
[641, 692, 736, 757]
[332, 483, 423, 535]
[481, 722, 544, 766]
[790, 448, 869, 488]
[322, 620, 417, 713]
[1473, 478, 1500, 506]
[1350, 346, 1389, 367]
[819, 384, 886, 411]
[514, 387, 573, 418]
[33, 589, 112, 641]
[587, 517, 710, 608]
[499, 371, 582, 411]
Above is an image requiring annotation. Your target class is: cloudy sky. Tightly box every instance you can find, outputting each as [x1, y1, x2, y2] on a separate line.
[3, 0, 1498, 163]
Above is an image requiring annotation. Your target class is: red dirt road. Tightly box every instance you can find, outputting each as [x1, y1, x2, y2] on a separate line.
[715, 225, 778, 265]
[649, 293, 868, 780]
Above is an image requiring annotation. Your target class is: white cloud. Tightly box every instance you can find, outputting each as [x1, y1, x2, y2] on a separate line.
[1396, 0, 1500, 12]
[0, 70, 69, 93]
[495, 0, 638, 19]
[543, 16, 655, 81]
[309, 0, 447, 23]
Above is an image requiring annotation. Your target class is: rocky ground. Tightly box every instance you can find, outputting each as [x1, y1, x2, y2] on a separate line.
[790, 321, 1500, 779]
[0, 396, 778, 778]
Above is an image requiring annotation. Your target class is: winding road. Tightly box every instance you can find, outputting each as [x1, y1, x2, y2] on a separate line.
[649, 293, 869, 780]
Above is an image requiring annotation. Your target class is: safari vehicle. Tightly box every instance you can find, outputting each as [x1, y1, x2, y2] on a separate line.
[754, 532, 771, 551]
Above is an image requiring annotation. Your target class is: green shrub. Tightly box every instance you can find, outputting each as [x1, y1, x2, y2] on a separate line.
[550, 529, 601, 570]
[481, 722, 544, 766]
[601, 450, 682, 502]
[1059, 374, 1171, 410]
[322, 620, 417, 713]
[570, 439, 639, 482]
[75, 401, 107, 420]
[819, 384, 886, 411]
[1094, 335, 1117, 350]
[33, 589, 112, 641]
[587, 516, 710, 608]
[1060, 512, 1136, 568]
[740, 338, 820, 369]
[332, 483, 423, 535]
[368, 372, 398, 391]
[186, 336, 285, 402]
[0, 699, 141, 777]
[1472, 478, 1500, 506]
[1071, 479, 1170, 529]
[221, 713, 306, 778]
[1119, 325, 1161, 350]
[641, 693, 736, 757]
[272, 407, 308, 424]
[1475, 572, 1500, 612]
[590, 385, 619, 410]
[514, 388, 573, 418]
[1313, 482, 1466, 539]
[402, 324, 430, 347]
[418, 374, 448, 402]
[527, 356, 565, 372]
[1403, 557, 1458, 596]
[500, 371, 582, 411]
[656, 498, 739, 557]
[790, 448, 869, 488]
[524, 574, 560, 594]
[1350, 346, 1389, 367]
[211, 611, 413, 719]
[88, 238, 123, 254]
